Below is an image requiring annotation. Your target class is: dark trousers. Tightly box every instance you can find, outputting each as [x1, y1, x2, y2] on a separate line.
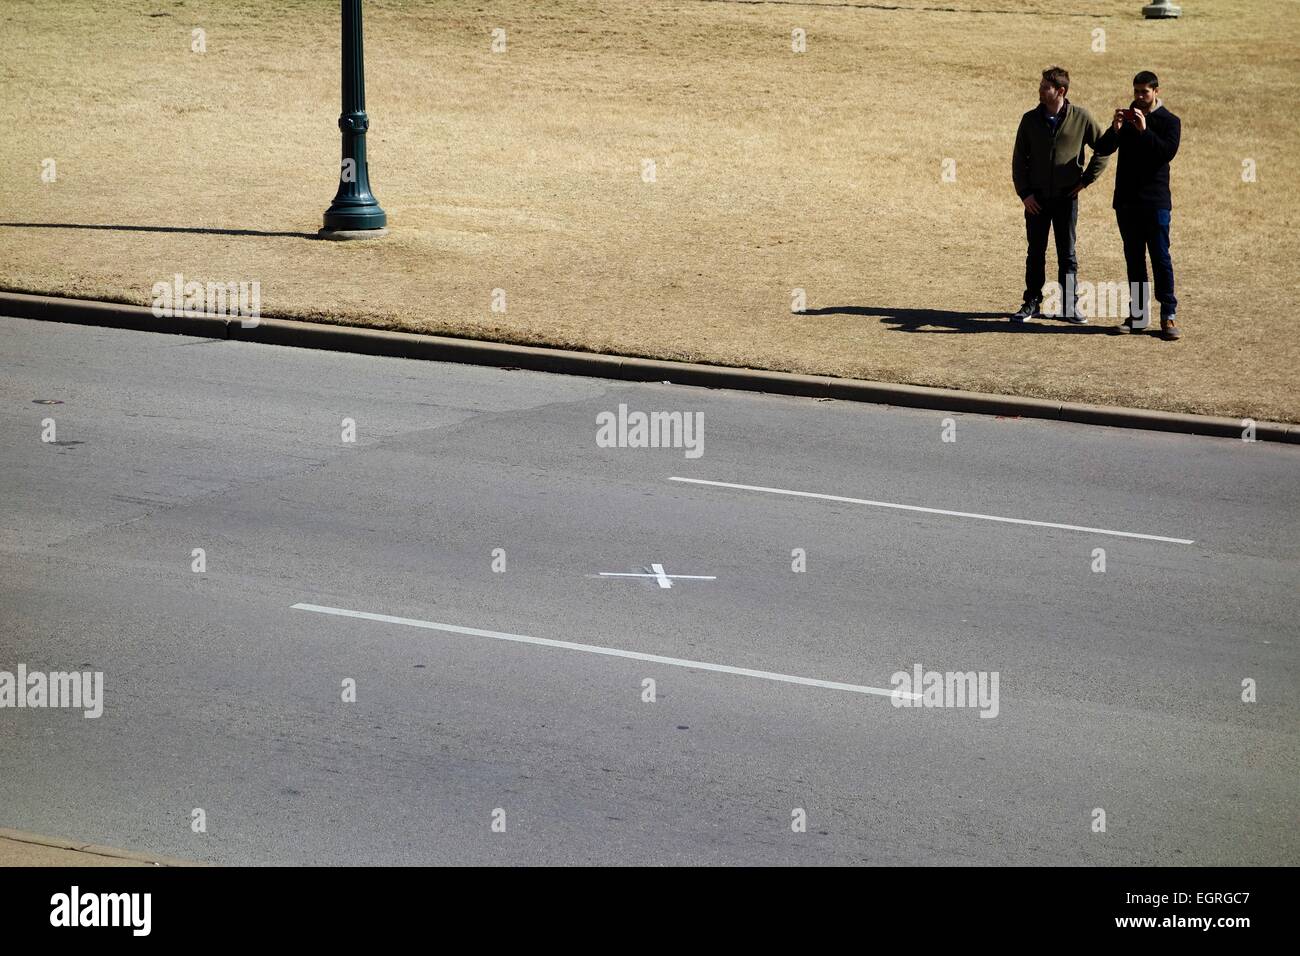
[1117, 205, 1176, 317]
[1023, 196, 1078, 312]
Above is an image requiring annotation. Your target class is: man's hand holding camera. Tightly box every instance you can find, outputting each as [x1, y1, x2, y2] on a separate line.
[1113, 107, 1147, 133]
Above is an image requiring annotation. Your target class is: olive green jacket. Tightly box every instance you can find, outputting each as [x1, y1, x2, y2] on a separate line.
[1012, 101, 1110, 201]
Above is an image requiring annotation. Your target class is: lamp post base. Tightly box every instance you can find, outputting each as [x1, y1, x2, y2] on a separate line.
[321, 199, 387, 233]
[1142, 2, 1181, 17]
[318, 227, 389, 241]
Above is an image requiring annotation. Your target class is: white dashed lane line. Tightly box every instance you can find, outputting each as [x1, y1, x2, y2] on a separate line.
[291, 602, 916, 700]
[668, 476, 1195, 545]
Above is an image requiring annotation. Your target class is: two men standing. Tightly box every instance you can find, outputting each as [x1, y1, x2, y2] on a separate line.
[1011, 67, 1183, 340]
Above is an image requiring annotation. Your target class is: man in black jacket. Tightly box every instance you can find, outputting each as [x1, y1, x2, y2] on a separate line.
[1095, 71, 1183, 340]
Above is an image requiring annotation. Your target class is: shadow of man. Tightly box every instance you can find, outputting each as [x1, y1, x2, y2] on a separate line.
[798, 305, 1111, 334]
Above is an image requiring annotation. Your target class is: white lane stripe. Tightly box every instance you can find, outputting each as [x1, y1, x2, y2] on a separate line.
[597, 573, 717, 579]
[291, 602, 914, 700]
[668, 476, 1194, 545]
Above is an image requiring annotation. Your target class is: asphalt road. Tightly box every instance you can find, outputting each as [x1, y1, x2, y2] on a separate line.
[1, 315, 1297, 865]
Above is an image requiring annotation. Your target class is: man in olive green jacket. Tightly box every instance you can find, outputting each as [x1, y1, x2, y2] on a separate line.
[1011, 66, 1110, 323]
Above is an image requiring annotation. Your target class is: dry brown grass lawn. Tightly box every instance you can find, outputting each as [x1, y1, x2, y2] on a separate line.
[2, 0, 1297, 421]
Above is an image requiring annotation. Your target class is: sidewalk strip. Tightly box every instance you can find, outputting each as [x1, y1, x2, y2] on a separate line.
[291, 602, 914, 700]
[668, 476, 1195, 544]
[4, 292, 1297, 444]
[0, 828, 198, 867]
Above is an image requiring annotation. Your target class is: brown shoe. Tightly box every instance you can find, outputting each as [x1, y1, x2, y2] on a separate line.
[1161, 315, 1182, 341]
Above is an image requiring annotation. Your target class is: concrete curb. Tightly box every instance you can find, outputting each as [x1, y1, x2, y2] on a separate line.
[3, 290, 1296, 444]
[0, 827, 199, 867]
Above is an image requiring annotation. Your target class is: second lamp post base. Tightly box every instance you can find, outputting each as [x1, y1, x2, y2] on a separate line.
[1142, 2, 1181, 17]
[318, 227, 390, 241]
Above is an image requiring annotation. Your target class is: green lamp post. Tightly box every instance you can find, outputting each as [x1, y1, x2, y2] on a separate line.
[321, 0, 387, 238]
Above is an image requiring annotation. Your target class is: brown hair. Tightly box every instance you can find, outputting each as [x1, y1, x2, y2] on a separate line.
[1042, 66, 1070, 92]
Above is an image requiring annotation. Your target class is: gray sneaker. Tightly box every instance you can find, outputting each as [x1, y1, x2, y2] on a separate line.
[1011, 300, 1041, 323]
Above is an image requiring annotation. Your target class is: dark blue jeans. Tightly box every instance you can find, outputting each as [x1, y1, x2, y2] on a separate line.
[1117, 205, 1176, 318]
[1023, 195, 1078, 309]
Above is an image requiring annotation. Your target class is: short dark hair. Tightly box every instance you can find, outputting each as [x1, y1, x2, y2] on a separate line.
[1042, 66, 1070, 92]
[1134, 70, 1160, 89]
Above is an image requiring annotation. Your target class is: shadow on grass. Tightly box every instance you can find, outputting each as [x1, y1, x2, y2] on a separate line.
[799, 305, 1117, 334]
[0, 222, 318, 240]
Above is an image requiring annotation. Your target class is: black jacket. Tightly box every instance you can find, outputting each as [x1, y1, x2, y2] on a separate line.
[1095, 104, 1181, 209]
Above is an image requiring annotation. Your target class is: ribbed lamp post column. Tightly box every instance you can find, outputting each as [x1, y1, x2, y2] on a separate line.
[321, 0, 388, 238]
